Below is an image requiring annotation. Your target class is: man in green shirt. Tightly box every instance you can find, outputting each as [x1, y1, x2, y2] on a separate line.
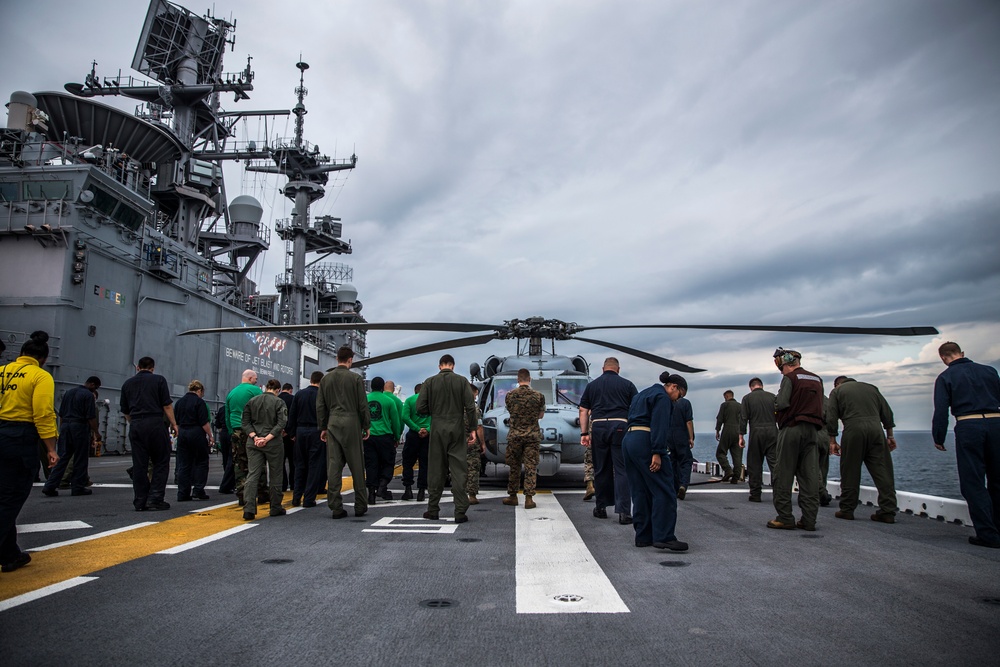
[416, 354, 477, 522]
[318, 347, 371, 518]
[366, 376, 402, 504]
[225, 369, 263, 506]
[826, 375, 898, 523]
[715, 390, 743, 483]
[401, 383, 430, 501]
[241, 379, 288, 520]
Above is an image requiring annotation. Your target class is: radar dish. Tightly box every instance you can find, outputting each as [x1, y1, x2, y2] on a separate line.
[132, 0, 228, 85]
[33, 91, 183, 165]
[35, 92, 182, 164]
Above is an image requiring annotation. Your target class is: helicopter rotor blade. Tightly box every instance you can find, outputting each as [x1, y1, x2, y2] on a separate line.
[572, 336, 706, 373]
[180, 322, 502, 336]
[575, 324, 939, 336]
[350, 333, 499, 369]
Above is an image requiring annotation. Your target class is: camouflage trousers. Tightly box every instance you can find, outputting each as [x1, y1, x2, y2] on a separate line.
[232, 428, 268, 502]
[583, 445, 594, 483]
[506, 436, 540, 496]
[466, 443, 481, 496]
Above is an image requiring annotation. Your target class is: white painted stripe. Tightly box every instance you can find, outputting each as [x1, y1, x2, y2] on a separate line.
[0, 576, 99, 613]
[17, 520, 91, 533]
[362, 516, 458, 534]
[685, 488, 773, 494]
[27, 522, 159, 552]
[286, 507, 306, 515]
[189, 500, 238, 513]
[516, 493, 629, 614]
[156, 524, 258, 554]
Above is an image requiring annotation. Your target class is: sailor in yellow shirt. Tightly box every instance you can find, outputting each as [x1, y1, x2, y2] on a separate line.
[0, 331, 59, 573]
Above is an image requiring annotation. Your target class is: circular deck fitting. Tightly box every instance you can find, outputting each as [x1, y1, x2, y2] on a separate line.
[723, 507, 735, 510]
[350, 519, 366, 523]
[553, 594, 584, 603]
[457, 538, 482, 543]
[419, 599, 458, 609]
[978, 597, 1000, 606]
[532, 517, 552, 521]
[261, 558, 294, 564]
[659, 561, 690, 567]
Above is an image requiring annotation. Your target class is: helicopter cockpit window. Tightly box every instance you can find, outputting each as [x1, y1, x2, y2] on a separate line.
[531, 378, 554, 403]
[492, 378, 520, 409]
[556, 377, 588, 406]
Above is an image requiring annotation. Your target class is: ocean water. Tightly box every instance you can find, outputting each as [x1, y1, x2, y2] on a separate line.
[692, 430, 963, 501]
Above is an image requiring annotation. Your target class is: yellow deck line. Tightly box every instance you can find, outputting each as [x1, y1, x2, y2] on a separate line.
[0, 466, 400, 602]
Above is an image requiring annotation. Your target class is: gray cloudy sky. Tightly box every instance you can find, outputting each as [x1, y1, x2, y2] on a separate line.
[2, 0, 998, 429]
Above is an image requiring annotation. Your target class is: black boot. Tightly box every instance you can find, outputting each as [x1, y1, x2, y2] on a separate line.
[378, 482, 393, 500]
[401, 485, 413, 500]
[368, 487, 377, 505]
[417, 488, 426, 502]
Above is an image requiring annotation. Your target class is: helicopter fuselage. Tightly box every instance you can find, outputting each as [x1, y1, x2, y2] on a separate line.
[475, 354, 590, 476]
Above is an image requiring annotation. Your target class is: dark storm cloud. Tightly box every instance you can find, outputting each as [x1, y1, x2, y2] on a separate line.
[1, 0, 997, 428]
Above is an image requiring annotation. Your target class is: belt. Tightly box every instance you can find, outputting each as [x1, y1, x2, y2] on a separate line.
[956, 412, 1000, 421]
[628, 426, 650, 432]
[593, 418, 627, 423]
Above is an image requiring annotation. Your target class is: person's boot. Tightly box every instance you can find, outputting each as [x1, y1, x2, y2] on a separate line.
[502, 493, 518, 506]
[401, 485, 413, 501]
[468, 495, 479, 505]
[417, 488, 426, 502]
[583, 481, 595, 501]
[524, 496, 536, 510]
[378, 482, 393, 500]
[368, 487, 377, 505]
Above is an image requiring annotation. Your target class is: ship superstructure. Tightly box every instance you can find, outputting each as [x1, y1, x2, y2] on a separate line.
[0, 0, 366, 453]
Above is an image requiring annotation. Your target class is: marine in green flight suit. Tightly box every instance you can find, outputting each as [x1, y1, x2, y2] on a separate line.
[318, 346, 371, 518]
[416, 354, 477, 522]
[715, 391, 743, 482]
[826, 375, 898, 522]
[769, 348, 823, 531]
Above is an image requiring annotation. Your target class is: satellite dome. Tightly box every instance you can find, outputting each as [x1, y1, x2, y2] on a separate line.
[336, 283, 358, 312]
[229, 195, 263, 224]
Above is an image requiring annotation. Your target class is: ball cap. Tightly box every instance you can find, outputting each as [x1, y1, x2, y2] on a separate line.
[659, 371, 688, 391]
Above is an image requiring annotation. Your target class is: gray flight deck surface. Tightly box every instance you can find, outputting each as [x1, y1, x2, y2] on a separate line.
[1, 456, 997, 666]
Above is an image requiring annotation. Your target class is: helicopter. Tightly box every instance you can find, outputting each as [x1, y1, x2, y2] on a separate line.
[182, 316, 938, 477]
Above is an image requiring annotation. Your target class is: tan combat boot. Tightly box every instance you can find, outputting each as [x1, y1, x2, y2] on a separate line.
[583, 481, 595, 501]
[468, 495, 480, 505]
[502, 493, 518, 506]
[524, 496, 536, 510]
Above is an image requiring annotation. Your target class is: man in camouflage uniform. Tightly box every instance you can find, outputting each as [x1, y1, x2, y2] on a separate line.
[416, 354, 478, 522]
[502, 368, 546, 510]
[582, 448, 595, 500]
[466, 385, 485, 504]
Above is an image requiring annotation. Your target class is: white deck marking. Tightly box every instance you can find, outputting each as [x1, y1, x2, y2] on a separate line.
[363, 517, 458, 534]
[16, 521, 91, 533]
[685, 488, 773, 494]
[0, 577, 98, 613]
[516, 493, 629, 614]
[189, 500, 238, 512]
[156, 524, 258, 554]
[27, 522, 159, 552]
